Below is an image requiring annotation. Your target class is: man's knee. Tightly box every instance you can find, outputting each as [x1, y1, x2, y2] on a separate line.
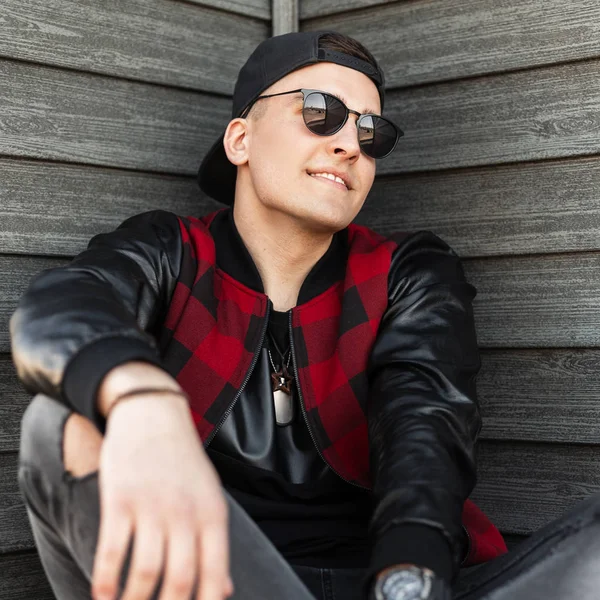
[19, 394, 101, 480]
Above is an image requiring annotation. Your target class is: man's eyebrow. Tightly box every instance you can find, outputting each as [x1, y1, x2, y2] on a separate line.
[329, 91, 379, 116]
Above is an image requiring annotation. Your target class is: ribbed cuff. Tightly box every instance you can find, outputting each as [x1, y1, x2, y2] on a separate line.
[62, 336, 166, 434]
[362, 524, 454, 598]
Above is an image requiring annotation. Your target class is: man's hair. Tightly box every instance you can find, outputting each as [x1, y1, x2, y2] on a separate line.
[246, 32, 380, 122]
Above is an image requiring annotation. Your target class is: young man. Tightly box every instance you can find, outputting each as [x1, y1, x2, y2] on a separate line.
[11, 31, 600, 600]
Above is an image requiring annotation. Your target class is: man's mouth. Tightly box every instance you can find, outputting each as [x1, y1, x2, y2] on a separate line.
[307, 171, 349, 191]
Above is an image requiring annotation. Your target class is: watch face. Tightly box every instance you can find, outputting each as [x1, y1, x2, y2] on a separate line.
[376, 570, 425, 600]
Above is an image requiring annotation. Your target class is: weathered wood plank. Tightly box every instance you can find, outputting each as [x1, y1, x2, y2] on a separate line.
[5, 346, 600, 452]
[478, 349, 600, 444]
[358, 157, 600, 258]
[4, 252, 600, 352]
[0, 160, 219, 257]
[0, 454, 35, 553]
[472, 441, 600, 535]
[0, 355, 29, 454]
[1, 0, 267, 93]
[302, 0, 600, 88]
[273, 0, 299, 36]
[0, 60, 231, 175]
[465, 253, 600, 349]
[377, 59, 600, 174]
[0, 551, 54, 599]
[183, 0, 270, 20]
[0, 256, 66, 354]
[300, 0, 393, 20]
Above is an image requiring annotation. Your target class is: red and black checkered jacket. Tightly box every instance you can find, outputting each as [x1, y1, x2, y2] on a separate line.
[11, 208, 507, 575]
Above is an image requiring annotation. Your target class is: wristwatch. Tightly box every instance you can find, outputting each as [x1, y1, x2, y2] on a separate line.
[370, 565, 451, 600]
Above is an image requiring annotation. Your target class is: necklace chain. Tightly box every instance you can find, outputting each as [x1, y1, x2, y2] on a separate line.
[268, 347, 291, 373]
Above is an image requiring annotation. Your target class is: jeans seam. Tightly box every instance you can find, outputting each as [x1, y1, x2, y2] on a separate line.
[321, 568, 334, 600]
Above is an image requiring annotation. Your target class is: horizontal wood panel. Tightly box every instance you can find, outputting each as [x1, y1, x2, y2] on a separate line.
[0, 454, 35, 553]
[3, 252, 600, 351]
[478, 349, 600, 444]
[0, 60, 231, 175]
[4, 347, 600, 453]
[0, 256, 66, 354]
[0, 551, 54, 599]
[2, 440, 598, 552]
[377, 59, 600, 175]
[302, 0, 600, 88]
[0, 160, 219, 257]
[184, 0, 270, 20]
[472, 441, 600, 535]
[465, 252, 600, 348]
[358, 157, 600, 258]
[1, 0, 267, 93]
[300, 0, 392, 19]
[0, 356, 28, 454]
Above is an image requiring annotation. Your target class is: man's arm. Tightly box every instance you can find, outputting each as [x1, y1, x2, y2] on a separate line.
[10, 209, 182, 431]
[364, 231, 481, 594]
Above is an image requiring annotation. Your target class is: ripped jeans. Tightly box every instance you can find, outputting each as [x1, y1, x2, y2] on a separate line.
[17, 394, 600, 600]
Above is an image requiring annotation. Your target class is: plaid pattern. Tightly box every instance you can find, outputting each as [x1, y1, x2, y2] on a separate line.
[158, 210, 506, 566]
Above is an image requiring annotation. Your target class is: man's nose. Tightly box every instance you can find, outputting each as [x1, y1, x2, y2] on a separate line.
[329, 115, 361, 158]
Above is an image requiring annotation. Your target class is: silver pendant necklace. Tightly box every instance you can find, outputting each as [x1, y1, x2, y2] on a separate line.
[267, 336, 295, 426]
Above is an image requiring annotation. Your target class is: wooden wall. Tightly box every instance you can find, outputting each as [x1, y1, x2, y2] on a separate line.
[0, 1, 269, 597]
[302, 0, 600, 543]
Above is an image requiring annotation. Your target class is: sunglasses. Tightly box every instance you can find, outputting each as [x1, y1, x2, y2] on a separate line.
[243, 88, 403, 159]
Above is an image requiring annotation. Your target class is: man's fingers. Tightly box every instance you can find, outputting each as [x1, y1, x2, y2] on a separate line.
[197, 522, 231, 600]
[120, 518, 165, 600]
[92, 501, 134, 600]
[158, 524, 198, 600]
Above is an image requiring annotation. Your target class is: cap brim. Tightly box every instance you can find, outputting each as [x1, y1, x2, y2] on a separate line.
[197, 131, 237, 206]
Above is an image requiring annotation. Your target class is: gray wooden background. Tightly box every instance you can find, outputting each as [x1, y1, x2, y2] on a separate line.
[0, 0, 268, 597]
[2, 0, 600, 597]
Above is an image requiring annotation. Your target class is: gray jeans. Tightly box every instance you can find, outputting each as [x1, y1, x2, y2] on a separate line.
[17, 394, 600, 600]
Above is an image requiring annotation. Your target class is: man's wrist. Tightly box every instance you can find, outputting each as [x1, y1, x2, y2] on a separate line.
[97, 360, 182, 417]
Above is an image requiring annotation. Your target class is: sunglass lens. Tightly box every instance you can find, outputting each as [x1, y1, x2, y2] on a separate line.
[358, 115, 399, 159]
[303, 92, 347, 135]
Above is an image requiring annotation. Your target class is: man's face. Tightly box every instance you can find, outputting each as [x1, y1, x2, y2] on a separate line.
[230, 62, 381, 232]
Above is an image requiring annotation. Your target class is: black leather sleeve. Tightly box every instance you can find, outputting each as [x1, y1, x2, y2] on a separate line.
[366, 230, 481, 571]
[10, 210, 183, 432]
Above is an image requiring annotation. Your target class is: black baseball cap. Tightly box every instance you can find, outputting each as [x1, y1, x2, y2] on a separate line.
[197, 30, 386, 206]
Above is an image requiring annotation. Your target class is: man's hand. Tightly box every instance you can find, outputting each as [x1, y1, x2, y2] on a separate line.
[90, 370, 234, 600]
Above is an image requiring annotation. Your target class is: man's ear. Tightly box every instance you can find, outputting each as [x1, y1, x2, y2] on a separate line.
[223, 118, 250, 167]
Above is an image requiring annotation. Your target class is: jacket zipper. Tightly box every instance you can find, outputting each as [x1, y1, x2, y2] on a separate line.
[288, 310, 368, 491]
[204, 300, 272, 447]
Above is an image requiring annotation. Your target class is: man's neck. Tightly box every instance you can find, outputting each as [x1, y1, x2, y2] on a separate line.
[233, 204, 333, 312]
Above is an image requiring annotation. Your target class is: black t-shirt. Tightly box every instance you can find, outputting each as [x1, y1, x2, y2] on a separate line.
[207, 309, 373, 567]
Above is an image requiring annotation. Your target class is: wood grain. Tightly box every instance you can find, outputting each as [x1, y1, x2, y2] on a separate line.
[0, 255, 66, 354]
[0, 356, 29, 454]
[377, 59, 600, 174]
[465, 252, 600, 348]
[273, 0, 299, 36]
[0, 159, 219, 257]
[3, 439, 600, 553]
[0, 59, 231, 175]
[5, 346, 600, 453]
[0, 551, 54, 599]
[302, 0, 600, 88]
[183, 0, 270, 20]
[472, 441, 600, 535]
[0, 454, 35, 553]
[300, 0, 394, 20]
[358, 157, 600, 259]
[478, 349, 600, 444]
[4, 251, 600, 351]
[1, 0, 267, 93]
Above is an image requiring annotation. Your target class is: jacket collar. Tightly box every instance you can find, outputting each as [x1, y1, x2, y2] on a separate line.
[209, 208, 349, 304]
